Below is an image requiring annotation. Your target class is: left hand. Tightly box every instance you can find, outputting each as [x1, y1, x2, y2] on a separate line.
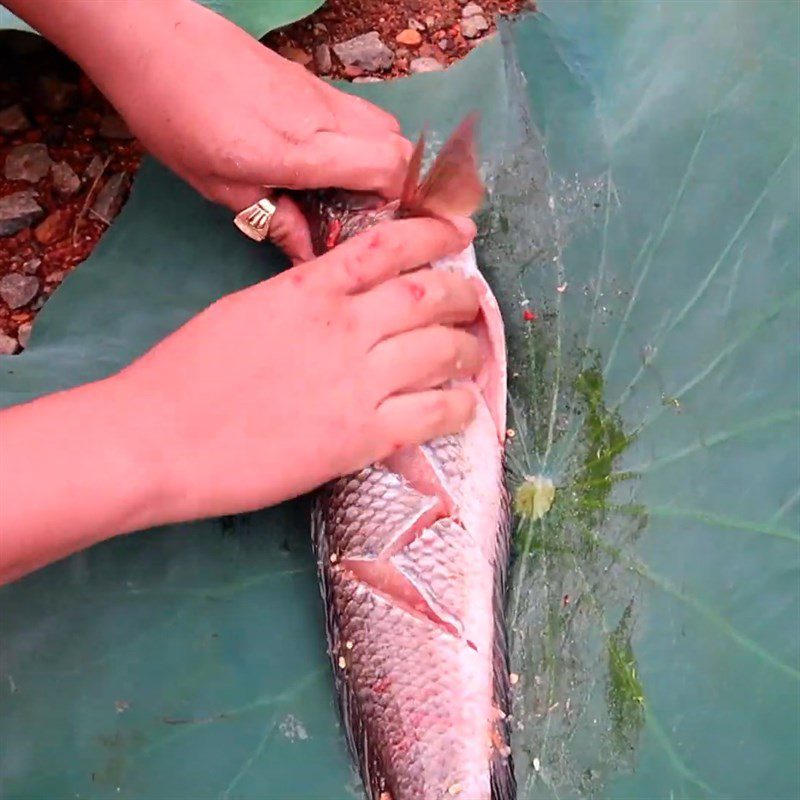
[13, 0, 413, 262]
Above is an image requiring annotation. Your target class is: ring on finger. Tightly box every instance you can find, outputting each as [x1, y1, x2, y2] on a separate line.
[233, 196, 277, 242]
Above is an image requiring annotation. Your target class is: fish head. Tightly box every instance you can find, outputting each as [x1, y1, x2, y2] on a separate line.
[294, 113, 485, 256]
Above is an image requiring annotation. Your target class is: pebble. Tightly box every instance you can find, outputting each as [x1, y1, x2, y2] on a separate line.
[333, 32, 394, 72]
[84, 154, 105, 182]
[0, 333, 18, 356]
[313, 22, 328, 35]
[0, 274, 39, 310]
[4, 143, 52, 182]
[90, 172, 129, 224]
[425, 15, 437, 29]
[410, 57, 445, 74]
[278, 46, 313, 67]
[0, 104, 29, 133]
[352, 76, 383, 84]
[461, 14, 490, 38]
[314, 43, 332, 74]
[462, 2, 485, 17]
[37, 75, 78, 113]
[409, 18, 426, 31]
[22, 257, 41, 275]
[34, 209, 71, 245]
[51, 160, 81, 196]
[0, 190, 44, 237]
[396, 28, 423, 48]
[438, 38, 453, 52]
[16, 321, 32, 349]
[99, 114, 132, 140]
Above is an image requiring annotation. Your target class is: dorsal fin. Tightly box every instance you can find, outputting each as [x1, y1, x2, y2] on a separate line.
[401, 112, 484, 219]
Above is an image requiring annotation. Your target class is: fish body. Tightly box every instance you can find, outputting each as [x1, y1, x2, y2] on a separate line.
[302, 117, 515, 800]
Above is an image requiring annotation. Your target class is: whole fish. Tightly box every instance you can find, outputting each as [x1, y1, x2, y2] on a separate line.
[299, 115, 514, 800]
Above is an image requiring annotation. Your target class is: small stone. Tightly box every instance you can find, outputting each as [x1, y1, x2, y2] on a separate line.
[46, 270, 65, 284]
[5, 143, 52, 182]
[0, 334, 18, 356]
[408, 0, 421, 9]
[343, 64, 364, 79]
[410, 57, 444, 74]
[34, 209, 71, 245]
[51, 161, 81, 196]
[333, 32, 394, 72]
[0, 190, 44, 237]
[0, 104, 29, 133]
[0, 274, 39, 310]
[99, 114, 132, 140]
[425, 15, 437, 29]
[461, 14, 490, 38]
[462, 2, 485, 17]
[409, 18, 426, 31]
[352, 76, 383, 84]
[314, 43, 332, 74]
[313, 22, 328, 35]
[278, 46, 313, 67]
[22, 257, 41, 275]
[37, 76, 77, 113]
[84, 155, 105, 182]
[16, 321, 32, 348]
[396, 28, 423, 47]
[90, 172, 129, 224]
[438, 38, 452, 52]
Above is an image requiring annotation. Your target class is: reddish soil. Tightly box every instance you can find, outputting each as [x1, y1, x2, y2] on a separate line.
[0, 0, 527, 350]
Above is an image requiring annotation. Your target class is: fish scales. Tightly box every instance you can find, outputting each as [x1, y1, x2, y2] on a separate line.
[301, 115, 515, 800]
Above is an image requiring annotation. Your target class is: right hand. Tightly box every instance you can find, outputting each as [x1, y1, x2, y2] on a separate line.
[120, 215, 482, 523]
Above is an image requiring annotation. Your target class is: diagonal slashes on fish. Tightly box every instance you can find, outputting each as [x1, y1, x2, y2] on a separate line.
[297, 115, 515, 800]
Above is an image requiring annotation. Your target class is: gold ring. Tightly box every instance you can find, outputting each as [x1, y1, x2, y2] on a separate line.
[233, 197, 277, 242]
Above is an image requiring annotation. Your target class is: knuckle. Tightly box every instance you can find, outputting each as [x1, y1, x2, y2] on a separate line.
[426, 393, 452, 429]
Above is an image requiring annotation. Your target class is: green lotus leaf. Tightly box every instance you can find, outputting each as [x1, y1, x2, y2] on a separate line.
[1, 3, 797, 799]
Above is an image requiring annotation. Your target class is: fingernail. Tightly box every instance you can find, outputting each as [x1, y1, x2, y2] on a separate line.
[447, 215, 477, 242]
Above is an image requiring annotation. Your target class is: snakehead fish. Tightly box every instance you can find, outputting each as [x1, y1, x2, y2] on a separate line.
[297, 115, 515, 800]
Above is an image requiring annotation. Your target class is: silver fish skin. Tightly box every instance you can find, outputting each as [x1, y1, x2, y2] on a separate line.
[301, 117, 515, 800]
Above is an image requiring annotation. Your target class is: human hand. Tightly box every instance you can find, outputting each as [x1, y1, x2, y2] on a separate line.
[120, 215, 481, 523]
[91, 0, 411, 261]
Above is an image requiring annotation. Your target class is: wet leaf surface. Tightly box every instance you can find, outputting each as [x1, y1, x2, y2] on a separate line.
[1, 3, 798, 798]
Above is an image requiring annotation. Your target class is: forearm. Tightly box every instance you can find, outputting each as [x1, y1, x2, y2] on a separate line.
[3, 0, 191, 103]
[0, 376, 168, 585]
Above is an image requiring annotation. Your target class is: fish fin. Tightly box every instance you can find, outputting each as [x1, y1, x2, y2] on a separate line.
[491, 476, 517, 800]
[401, 129, 426, 209]
[312, 492, 388, 800]
[403, 112, 485, 219]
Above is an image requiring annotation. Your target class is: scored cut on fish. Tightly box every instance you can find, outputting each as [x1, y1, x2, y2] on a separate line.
[297, 114, 515, 800]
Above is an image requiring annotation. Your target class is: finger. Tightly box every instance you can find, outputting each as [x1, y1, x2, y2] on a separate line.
[267, 195, 315, 264]
[308, 216, 476, 295]
[369, 326, 482, 396]
[209, 182, 314, 264]
[353, 269, 480, 343]
[322, 85, 403, 135]
[373, 388, 477, 453]
[282, 131, 414, 198]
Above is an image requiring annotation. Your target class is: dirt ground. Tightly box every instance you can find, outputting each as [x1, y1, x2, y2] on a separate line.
[0, 0, 528, 352]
